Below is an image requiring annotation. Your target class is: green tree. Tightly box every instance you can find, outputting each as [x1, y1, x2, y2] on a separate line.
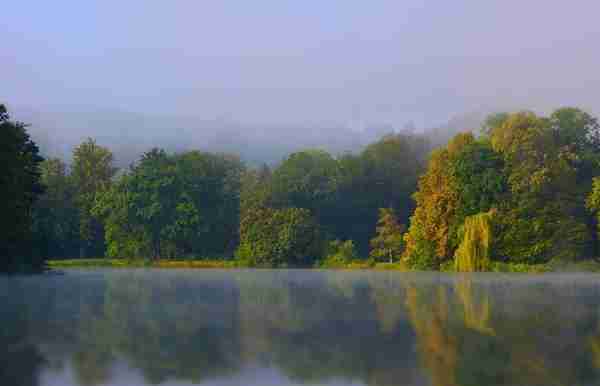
[71, 138, 117, 257]
[94, 149, 243, 259]
[481, 112, 509, 136]
[270, 150, 340, 228]
[0, 104, 45, 272]
[95, 149, 197, 259]
[174, 151, 243, 255]
[369, 208, 405, 263]
[490, 111, 591, 263]
[549, 107, 600, 152]
[335, 134, 428, 254]
[251, 135, 427, 258]
[240, 164, 272, 213]
[93, 177, 152, 258]
[405, 108, 600, 269]
[320, 239, 358, 268]
[236, 207, 321, 267]
[31, 158, 80, 258]
[450, 142, 506, 219]
[586, 177, 600, 246]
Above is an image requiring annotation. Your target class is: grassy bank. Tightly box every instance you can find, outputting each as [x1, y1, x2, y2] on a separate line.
[48, 258, 408, 270]
[47, 258, 600, 272]
[48, 259, 238, 269]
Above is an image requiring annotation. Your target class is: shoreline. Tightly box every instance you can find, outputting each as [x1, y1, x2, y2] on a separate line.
[47, 259, 600, 273]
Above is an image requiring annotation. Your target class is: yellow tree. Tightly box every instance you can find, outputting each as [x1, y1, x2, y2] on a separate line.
[403, 133, 475, 269]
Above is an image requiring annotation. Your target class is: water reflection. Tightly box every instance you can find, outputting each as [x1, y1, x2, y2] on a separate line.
[2, 270, 600, 385]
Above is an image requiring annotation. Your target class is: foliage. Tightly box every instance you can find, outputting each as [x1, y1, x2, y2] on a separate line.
[454, 211, 494, 272]
[319, 240, 358, 268]
[93, 149, 243, 259]
[238, 135, 428, 261]
[586, 177, 600, 244]
[481, 112, 509, 136]
[369, 208, 405, 263]
[450, 142, 506, 218]
[549, 107, 600, 151]
[240, 164, 272, 212]
[0, 104, 45, 272]
[93, 180, 152, 258]
[403, 134, 474, 268]
[587, 177, 600, 212]
[261, 136, 429, 256]
[11, 103, 600, 271]
[334, 134, 428, 254]
[268, 150, 343, 247]
[490, 110, 593, 263]
[71, 138, 117, 257]
[31, 158, 80, 258]
[270, 150, 340, 210]
[236, 207, 321, 267]
[405, 107, 600, 269]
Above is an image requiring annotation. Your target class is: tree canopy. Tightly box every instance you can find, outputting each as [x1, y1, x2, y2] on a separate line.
[9, 103, 600, 271]
[0, 104, 44, 272]
[403, 107, 600, 270]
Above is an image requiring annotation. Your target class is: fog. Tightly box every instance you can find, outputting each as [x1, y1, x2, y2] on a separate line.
[2, 0, 600, 164]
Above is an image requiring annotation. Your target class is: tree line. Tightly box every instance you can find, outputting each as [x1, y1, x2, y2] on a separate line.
[3, 102, 600, 271]
[32, 131, 429, 266]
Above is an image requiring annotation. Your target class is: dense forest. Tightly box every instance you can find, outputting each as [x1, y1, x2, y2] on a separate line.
[3, 103, 600, 272]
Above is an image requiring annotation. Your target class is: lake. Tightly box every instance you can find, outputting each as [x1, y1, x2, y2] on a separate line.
[2, 269, 600, 386]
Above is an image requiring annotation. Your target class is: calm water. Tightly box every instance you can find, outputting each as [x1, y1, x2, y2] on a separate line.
[2, 270, 600, 386]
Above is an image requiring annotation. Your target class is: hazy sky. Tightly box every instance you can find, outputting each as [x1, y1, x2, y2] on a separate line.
[3, 0, 600, 127]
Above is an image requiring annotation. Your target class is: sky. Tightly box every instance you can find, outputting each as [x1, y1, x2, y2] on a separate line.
[2, 0, 600, 128]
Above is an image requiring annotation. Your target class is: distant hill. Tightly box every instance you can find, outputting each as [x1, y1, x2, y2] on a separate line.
[11, 106, 505, 168]
[12, 107, 384, 167]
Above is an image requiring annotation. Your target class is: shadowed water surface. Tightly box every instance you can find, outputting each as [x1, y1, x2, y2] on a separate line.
[2, 269, 600, 386]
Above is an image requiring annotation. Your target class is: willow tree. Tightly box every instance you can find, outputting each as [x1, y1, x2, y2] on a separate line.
[587, 177, 600, 240]
[454, 211, 494, 272]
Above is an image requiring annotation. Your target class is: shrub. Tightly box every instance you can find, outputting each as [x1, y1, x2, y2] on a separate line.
[319, 240, 358, 268]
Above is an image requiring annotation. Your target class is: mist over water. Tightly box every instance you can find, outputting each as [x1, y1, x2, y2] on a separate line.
[4, 270, 600, 386]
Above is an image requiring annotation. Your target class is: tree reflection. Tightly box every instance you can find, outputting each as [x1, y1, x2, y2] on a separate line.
[4, 272, 600, 386]
[406, 276, 600, 386]
[0, 279, 46, 386]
